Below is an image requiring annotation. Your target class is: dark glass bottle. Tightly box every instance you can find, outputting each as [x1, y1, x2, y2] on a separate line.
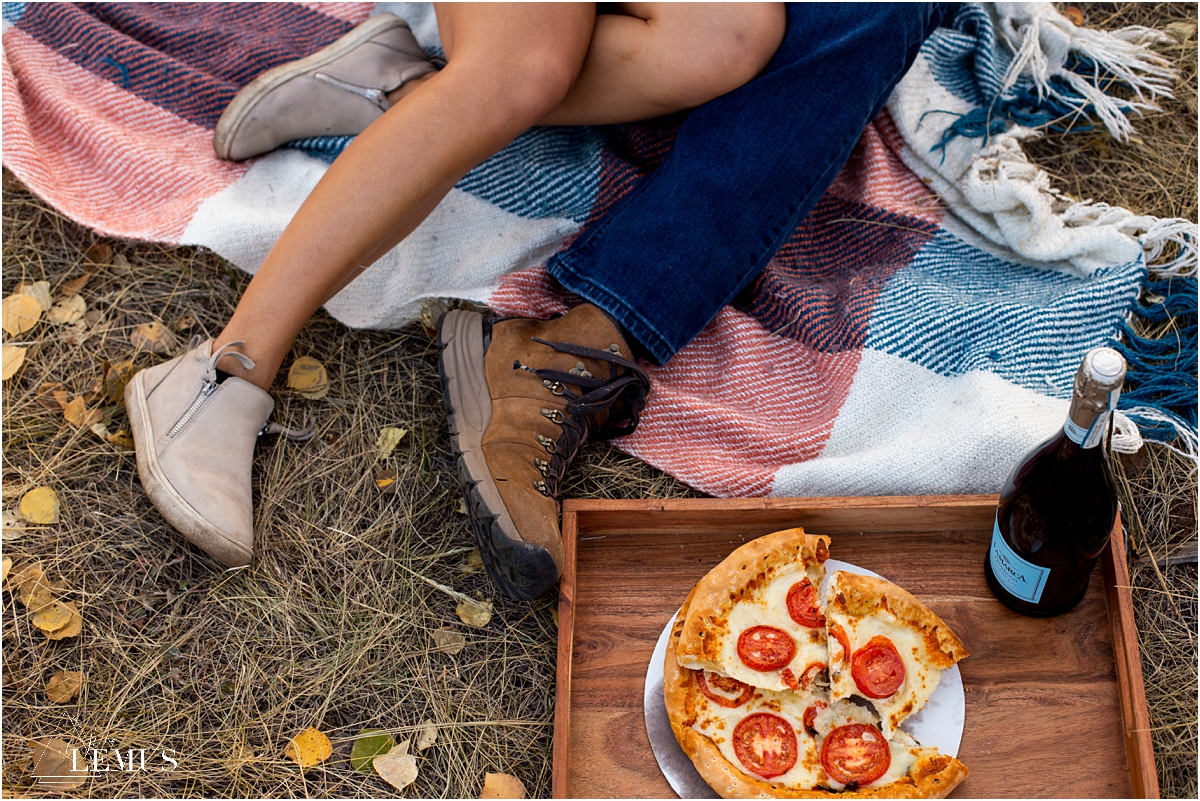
[985, 348, 1124, 617]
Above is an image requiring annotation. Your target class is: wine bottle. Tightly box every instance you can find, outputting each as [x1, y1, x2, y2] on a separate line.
[985, 347, 1125, 617]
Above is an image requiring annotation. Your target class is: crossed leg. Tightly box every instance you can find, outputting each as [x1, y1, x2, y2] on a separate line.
[213, 3, 785, 389]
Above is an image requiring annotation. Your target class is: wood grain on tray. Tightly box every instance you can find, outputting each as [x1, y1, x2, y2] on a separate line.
[553, 496, 1157, 799]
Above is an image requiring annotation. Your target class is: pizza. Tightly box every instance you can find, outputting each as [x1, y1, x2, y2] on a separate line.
[663, 528, 969, 798]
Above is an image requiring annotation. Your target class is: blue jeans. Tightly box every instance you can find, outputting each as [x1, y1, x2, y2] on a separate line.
[546, 3, 947, 364]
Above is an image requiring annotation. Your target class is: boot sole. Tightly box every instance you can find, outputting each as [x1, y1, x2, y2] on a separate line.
[125, 371, 253, 567]
[438, 309, 559, 600]
[213, 13, 411, 160]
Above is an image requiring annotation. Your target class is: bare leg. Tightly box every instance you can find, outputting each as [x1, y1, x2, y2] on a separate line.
[214, 4, 594, 388]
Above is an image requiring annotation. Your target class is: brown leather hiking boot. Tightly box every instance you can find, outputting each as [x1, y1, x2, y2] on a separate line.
[439, 305, 650, 599]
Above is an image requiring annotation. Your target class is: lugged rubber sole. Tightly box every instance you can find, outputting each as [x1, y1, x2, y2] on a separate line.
[125, 371, 252, 567]
[438, 309, 559, 600]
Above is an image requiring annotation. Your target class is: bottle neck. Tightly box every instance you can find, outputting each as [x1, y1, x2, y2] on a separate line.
[1063, 390, 1116, 449]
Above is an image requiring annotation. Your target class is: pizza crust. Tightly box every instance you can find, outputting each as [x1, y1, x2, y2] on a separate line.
[827, 573, 968, 668]
[665, 590, 968, 799]
[678, 528, 830, 667]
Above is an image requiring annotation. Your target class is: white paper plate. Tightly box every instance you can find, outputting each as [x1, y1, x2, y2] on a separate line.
[643, 559, 964, 798]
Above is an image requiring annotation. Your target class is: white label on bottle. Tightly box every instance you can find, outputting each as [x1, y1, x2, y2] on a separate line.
[989, 514, 1050, 604]
[1063, 389, 1120, 449]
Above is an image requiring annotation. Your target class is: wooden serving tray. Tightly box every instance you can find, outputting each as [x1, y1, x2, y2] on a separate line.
[552, 496, 1157, 799]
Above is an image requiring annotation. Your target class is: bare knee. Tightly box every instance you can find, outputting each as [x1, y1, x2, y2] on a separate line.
[645, 3, 785, 109]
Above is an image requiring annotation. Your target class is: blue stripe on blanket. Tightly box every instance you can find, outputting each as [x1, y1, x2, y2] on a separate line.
[866, 231, 1144, 397]
[16, 2, 353, 128]
[2, 3, 27, 26]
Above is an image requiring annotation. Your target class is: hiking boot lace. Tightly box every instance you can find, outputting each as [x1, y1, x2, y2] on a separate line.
[514, 337, 650, 497]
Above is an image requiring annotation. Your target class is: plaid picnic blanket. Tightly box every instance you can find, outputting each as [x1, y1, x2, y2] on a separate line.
[4, 2, 1195, 498]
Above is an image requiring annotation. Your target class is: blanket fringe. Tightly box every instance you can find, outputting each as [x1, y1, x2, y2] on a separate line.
[993, 2, 1177, 142]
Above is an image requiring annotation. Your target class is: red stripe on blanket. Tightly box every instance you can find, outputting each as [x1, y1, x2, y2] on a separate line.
[490, 273, 859, 498]
[825, 112, 943, 225]
[2, 29, 245, 243]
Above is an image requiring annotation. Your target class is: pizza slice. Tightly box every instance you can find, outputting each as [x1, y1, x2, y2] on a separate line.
[824, 571, 968, 739]
[675, 528, 832, 693]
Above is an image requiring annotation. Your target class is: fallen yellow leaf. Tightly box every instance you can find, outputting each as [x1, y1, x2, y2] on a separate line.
[52, 389, 70, 409]
[103, 360, 135, 404]
[416, 721, 437, 751]
[42, 601, 83, 640]
[19, 487, 60, 524]
[8, 563, 54, 611]
[47, 295, 86, 326]
[376, 427, 407, 459]
[480, 772, 527, 799]
[2, 345, 27, 381]
[106, 429, 135, 449]
[35, 382, 65, 409]
[3, 292, 43, 335]
[456, 598, 493, 628]
[374, 468, 398, 494]
[20, 280, 53, 311]
[286, 356, 329, 399]
[63, 396, 102, 428]
[129, 322, 178, 354]
[2, 509, 25, 541]
[458, 548, 484, 575]
[30, 738, 88, 790]
[45, 670, 84, 703]
[60, 275, 90, 296]
[1, 556, 11, 583]
[432, 627, 466, 655]
[373, 740, 418, 791]
[83, 243, 113, 270]
[33, 600, 74, 633]
[284, 726, 332, 769]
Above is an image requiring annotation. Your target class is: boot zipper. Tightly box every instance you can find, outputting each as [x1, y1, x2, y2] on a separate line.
[312, 72, 390, 110]
[167, 381, 217, 438]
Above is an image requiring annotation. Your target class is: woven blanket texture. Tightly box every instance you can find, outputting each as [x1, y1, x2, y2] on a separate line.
[3, 1, 1195, 499]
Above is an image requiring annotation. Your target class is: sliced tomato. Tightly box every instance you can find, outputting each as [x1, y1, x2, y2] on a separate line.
[695, 670, 755, 708]
[786, 578, 825, 628]
[737, 626, 796, 672]
[732, 713, 798, 779]
[802, 701, 827, 736]
[821, 723, 891, 785]
[800, 661, 827, 689]
[829, 623, 852, 662]
[851, 636, 905, 699]
[780, 668, 799, 690]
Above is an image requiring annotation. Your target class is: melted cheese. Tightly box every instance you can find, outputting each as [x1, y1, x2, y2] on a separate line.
[825, 571, 943, 738]
[681, 562, 828, 692]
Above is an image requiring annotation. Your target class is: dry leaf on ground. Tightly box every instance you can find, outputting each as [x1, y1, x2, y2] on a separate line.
[3, 292, 43, 335]
[84, 242, 113, 269]
[480, 772, 527, 799]
[45, 670, 84, 703]
[103, 360, 135, 404]
[458, 548, 484, 575]
[376, 427, 407, 459]
[91, 423, 110, 441]
[456, 598, 493, 628]
[224, 739, 257, 773]
[350, 730, 394, 773]
[456, 499, 468, 515]
[432, 627, 466, 655]
[36, 382, 65, 409]
[106, 429, 135, 449]
[374, 740, 418, 791]
[30, 738, 88, 790]
[1165, 20, 1196, 41]
[60, 274, 90, 296]
[374, 468, 398, 494]
[286, 355, 329, 399]
[47, 295, 86, 325]
[63, 396, 102, 428]
[33, 600, 74, 633]
[8, 563, 53, 610]
[416, 721, 437, 751]
[173, 311, 198, 332]
[3, 509, 27, 541]
[20, 280, 53, 311]
[42, 601, 83, 641]
[1063, 5, 1084, 25]
[130, 322, 178, 354]
[2, 344, 27, 380]
[19, 487, 60, 524]
[1, 556, 11, 583]
[284, 726, 332, 769]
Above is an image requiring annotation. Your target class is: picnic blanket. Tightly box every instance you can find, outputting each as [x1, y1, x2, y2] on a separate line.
[4, 2, 1196, 498]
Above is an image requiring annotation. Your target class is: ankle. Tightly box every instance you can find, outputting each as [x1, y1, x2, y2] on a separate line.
[209, 339, 275, 392]
[386, 73, 432, 106]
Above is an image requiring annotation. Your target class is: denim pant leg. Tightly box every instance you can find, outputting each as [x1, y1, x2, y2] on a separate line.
[545, 3, 947, 365]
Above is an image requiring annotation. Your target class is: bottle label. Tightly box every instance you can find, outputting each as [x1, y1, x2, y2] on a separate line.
[1063, 389, 1119, 449]
[989, 515, 1050, 604]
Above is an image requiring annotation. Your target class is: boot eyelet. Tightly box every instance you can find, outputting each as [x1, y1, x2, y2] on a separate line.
[540, 408, 564, 424]
[534, 457, 549, 475]
[532, 479, 550, 496]
[536, 434, 557, 454]
[541, 379, 565, 396]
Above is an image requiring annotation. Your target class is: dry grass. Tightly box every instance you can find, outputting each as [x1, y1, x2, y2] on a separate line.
[2, 3, 1196, 798]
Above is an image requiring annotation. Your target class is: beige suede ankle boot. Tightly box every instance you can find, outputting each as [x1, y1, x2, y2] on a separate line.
[125, 339, 275, 567]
